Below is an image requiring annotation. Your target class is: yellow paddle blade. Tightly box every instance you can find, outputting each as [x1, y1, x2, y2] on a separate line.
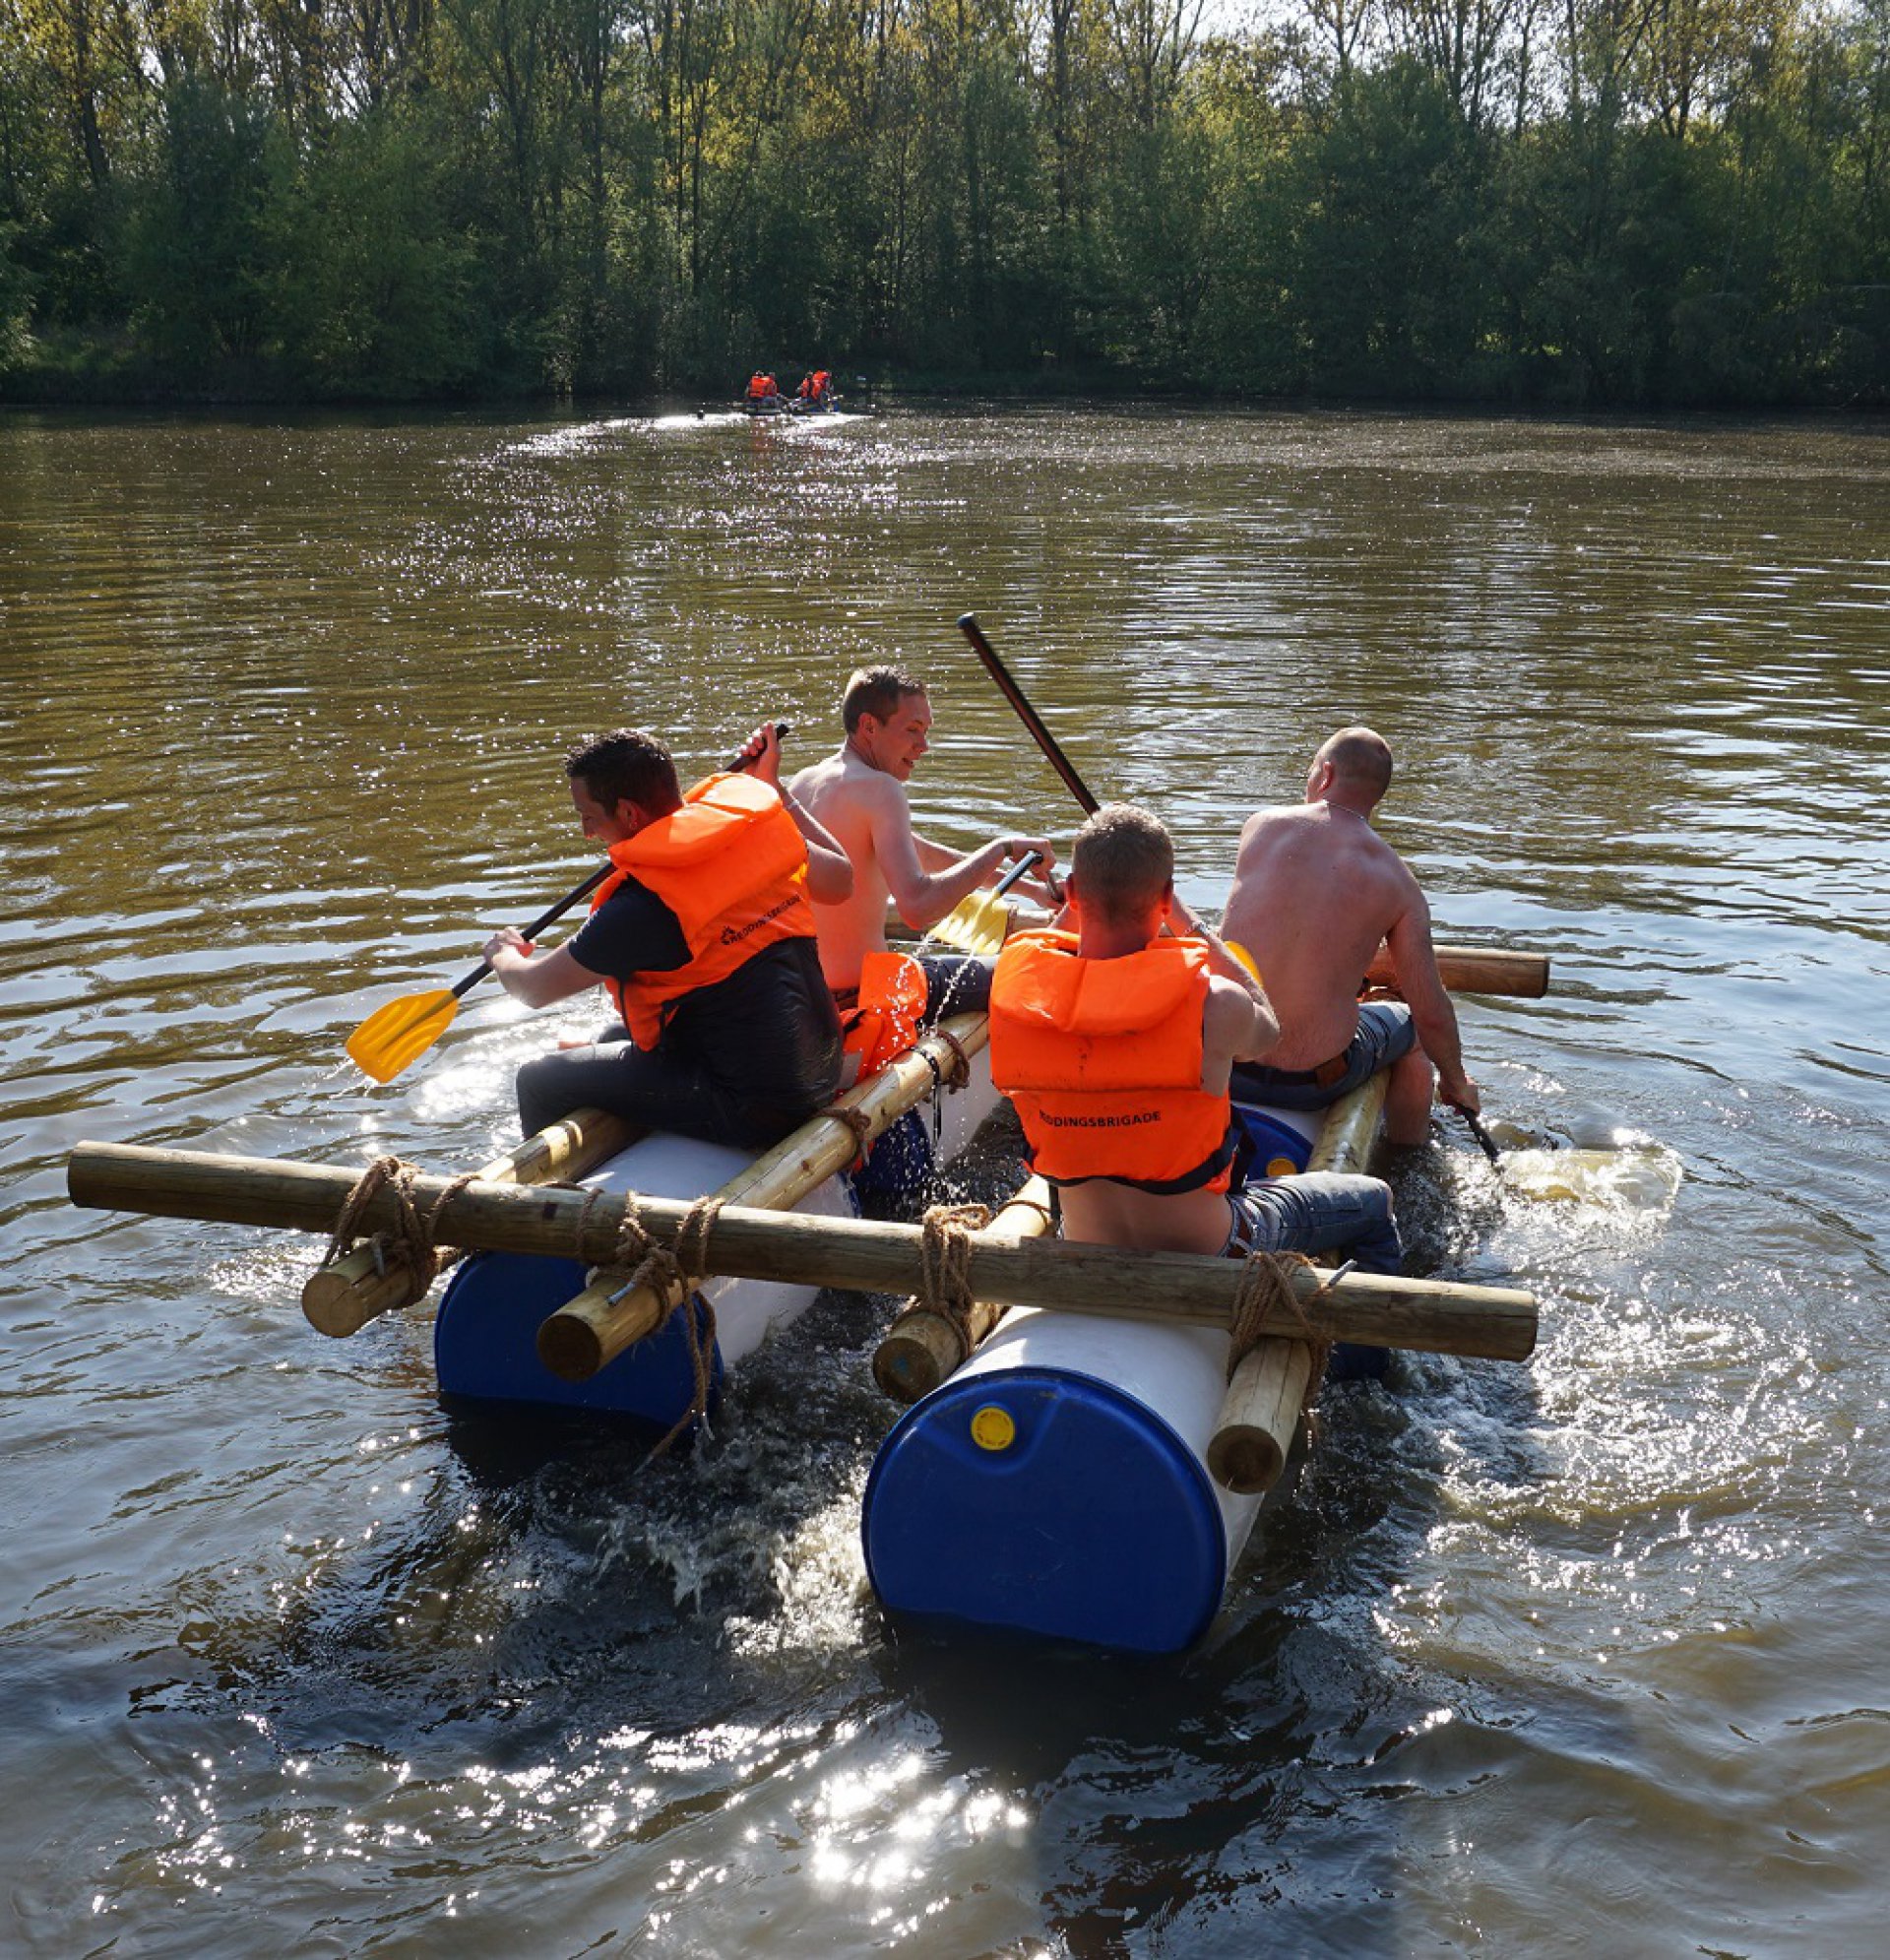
[932, 889, 1012, 955]
[345, 988, 461, 1084]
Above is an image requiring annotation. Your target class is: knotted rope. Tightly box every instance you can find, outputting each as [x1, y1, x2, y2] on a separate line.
[915, 1200, 992, 1346]
[816, 1101, 877, 1167]
[320, 1156, 477, 1307]
[571, 1187, 730, 1466]
[1225, 1250, 1334, 1380]
[929, 1025, 974, 1091]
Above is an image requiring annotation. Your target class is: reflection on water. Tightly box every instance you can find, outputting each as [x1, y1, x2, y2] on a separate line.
[2, 406, 1887, 1955]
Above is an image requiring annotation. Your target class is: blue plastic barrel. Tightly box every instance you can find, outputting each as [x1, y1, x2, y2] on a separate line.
[862, 1364, 1230, 1654]
[435, 1251, 721, 1423]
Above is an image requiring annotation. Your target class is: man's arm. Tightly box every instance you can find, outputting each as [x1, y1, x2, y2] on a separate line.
[481, 928, 602, 1010]
[736, 724, 855, 904]
[1385, 888, 1479, 1110]
[873, 783, 1054, 931]
[1202, 974, 1281, 1076]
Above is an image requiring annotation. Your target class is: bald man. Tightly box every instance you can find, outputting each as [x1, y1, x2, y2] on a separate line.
[1219, 727, 1478, 1149]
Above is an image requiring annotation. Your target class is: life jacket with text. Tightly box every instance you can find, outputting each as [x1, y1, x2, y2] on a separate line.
[989, 928, 1237, 1193]
[591, 772, 816, 1049]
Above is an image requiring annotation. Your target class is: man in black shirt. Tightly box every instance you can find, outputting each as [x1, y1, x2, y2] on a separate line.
[484, 726, 850, 1150]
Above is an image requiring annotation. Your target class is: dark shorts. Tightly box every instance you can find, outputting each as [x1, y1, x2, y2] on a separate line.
[1229, 1001, 1418, 1113]
[831, 954, 993, 1021]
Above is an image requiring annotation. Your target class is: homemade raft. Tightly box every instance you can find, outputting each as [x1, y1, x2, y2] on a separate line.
[428, 1014, 1000, 1423]
[65, 941, 1546, 1651]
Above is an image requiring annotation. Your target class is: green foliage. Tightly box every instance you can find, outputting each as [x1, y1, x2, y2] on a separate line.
[0, 0, 1886, 404]
[267, 106, 487, 399]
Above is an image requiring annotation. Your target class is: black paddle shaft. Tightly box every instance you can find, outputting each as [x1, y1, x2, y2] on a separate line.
[957, 614, 1101, 816]
[1450, 1101, 1503, 1165]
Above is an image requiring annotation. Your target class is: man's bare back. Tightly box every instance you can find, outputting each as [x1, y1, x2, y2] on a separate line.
[788, 745, 907, 991]
[1219, 727, 1476, 1146]
[1221, 800, 1422, 1067]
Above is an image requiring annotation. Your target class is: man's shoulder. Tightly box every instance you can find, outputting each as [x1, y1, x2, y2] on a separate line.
[1239, 799, 1309, 837]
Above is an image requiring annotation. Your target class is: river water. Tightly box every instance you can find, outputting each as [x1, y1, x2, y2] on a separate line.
[2, 404, 1886, 1956]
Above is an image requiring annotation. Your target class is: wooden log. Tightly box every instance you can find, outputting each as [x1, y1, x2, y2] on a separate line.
[1364, 943, 1549, 999]
[1207, 1341, 1314, 1495]
[535, 1014, 990, 1381]
[872, 1175, 1056, 1404]
[1206, 1075, 1389, 1494]
[1307, 1070, 1389, 1178]
[299, 1107, 638, 1337]
[65, 1141, 1536, 1359]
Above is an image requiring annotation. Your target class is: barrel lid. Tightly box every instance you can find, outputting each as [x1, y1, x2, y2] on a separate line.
[862, 1365, 1228, 1654]
[435, 1251, 721, 1423]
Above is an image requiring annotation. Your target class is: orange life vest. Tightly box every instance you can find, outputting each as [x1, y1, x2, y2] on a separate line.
[748, 373, 772, 400]
[989, 928, 1236, 1193]
[840, 950, 927, 1078]
[591, 772, 816, 1049]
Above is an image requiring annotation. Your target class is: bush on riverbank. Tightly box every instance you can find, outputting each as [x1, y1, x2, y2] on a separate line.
[1, 4, 1885, 411]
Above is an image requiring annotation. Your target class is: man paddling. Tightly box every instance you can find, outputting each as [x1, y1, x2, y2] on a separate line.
[788, 664, 1057, 1018]
[1219, 727, 1478, 1151]
[482, 726, 851, 1149]
[990, 803, 1402, 1270]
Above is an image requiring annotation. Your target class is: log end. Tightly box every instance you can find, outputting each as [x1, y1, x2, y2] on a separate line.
[536, 1306, 606, 1383]
[1205, 1423, 1287, 1496]
[873, 1312, 966, 1405]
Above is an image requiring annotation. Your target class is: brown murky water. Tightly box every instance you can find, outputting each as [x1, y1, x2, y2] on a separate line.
[3, 404, 1887, 1955]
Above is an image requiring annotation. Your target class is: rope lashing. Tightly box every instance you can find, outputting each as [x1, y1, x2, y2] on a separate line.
[916, 1201, 993, 1344]
[931, 1025, 973, 1090]
[1225, 1249, 1334, 1380]
[604, 1189, 727, 1466]
[816, 1101, 877, 1168]
[319, 1156, 477, 1308]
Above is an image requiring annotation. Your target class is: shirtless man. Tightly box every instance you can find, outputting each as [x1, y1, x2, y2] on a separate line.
[788, 664, 1056, 1016]
[990, 803, 1402, 1272]
[1219, 727, 1478, 1150]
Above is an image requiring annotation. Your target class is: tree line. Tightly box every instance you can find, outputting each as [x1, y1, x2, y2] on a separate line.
[2, 0, 1886, 406]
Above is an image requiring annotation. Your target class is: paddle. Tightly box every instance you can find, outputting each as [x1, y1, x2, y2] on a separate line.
[958, 613, 1102, 815]
[345, 723, 791, 1085]
[930, 850, 1045, 956]
[1449, 1101, 1503, 1166]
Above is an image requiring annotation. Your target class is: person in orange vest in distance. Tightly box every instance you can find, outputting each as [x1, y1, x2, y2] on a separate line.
[747, 371, 780, 406]
[483, 724, 854, 1149]
[990, 802, 1403, 1270]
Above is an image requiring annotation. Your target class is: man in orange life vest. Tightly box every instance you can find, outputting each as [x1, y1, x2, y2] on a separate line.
[482, 725, 853, 1149]
[788, 664, 1059, 1025]
[990, 803, 1403, 1270]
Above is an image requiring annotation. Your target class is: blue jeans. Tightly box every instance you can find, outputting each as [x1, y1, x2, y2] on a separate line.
[1221, 1170, 1403, 1275]
[1229, 1001, 1417, 1112]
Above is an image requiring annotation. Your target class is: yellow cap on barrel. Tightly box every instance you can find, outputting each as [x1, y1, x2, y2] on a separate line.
[970, 1404, 1016, 1452]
